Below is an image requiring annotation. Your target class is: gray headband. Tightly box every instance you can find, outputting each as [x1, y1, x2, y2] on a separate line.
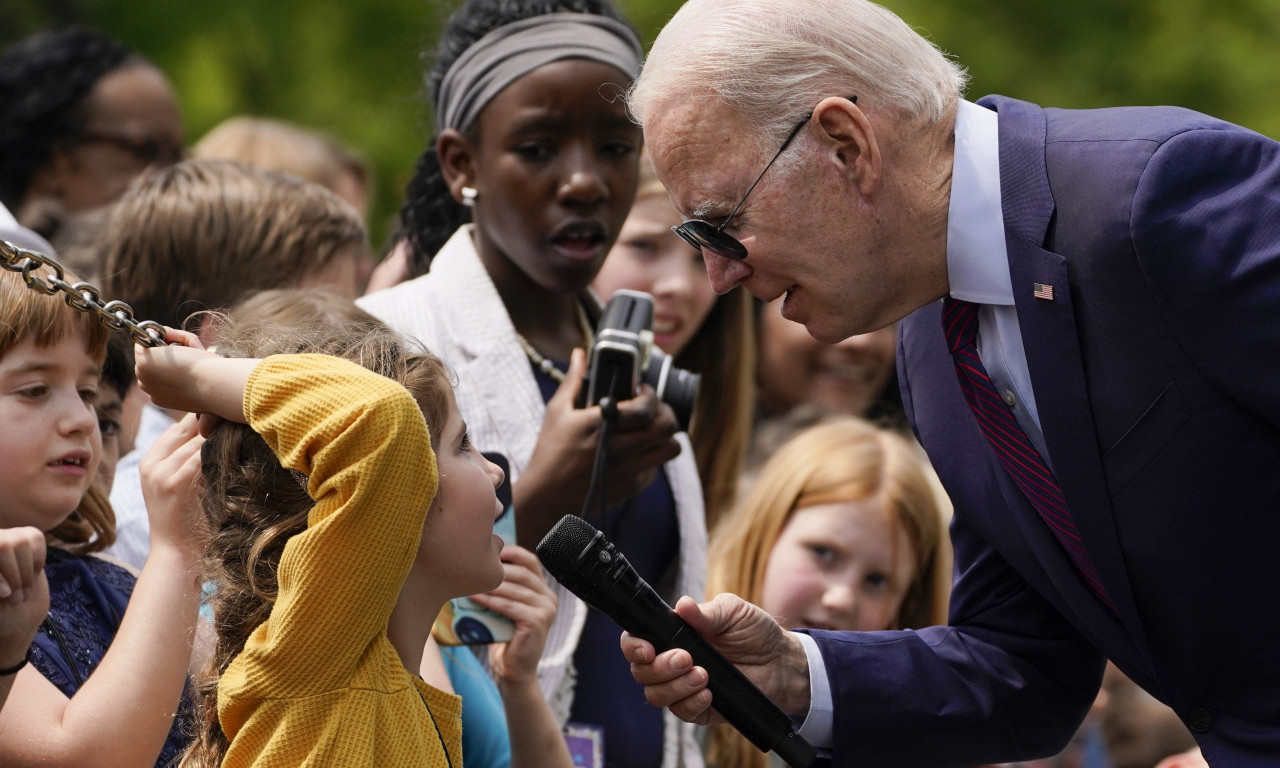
[435, 13, 643, 133]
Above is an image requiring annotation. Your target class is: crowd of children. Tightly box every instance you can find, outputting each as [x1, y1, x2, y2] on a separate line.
[0, 4, 1204, 768]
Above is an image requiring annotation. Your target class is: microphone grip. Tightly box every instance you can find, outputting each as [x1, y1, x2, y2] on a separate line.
[625, 600, 817, 768]
[535, 516, 816, 768]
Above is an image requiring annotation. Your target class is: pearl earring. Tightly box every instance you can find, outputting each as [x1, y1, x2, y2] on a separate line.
[460, 186, 478, 207]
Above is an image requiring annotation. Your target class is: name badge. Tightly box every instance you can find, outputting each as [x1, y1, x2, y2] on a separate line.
[564, 722, 605, 768]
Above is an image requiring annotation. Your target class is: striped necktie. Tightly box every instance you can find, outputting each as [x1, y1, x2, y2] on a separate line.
[943, 297, 1114, 611]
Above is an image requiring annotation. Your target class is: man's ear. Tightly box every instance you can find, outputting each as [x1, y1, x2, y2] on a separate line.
[812, 96, 880, 197]
[436, 128, 477, 205]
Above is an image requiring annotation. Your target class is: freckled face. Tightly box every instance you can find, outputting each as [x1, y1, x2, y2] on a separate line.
[0, 337, 102, 530]
[594, 194, 718, 356]
[759, 498, 918, 632]
[468, 59, 641, 296]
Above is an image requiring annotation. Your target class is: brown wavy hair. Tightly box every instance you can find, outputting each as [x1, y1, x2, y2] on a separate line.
[0, 265, 114, 551]
[100, 158, 367, 333]
[178, 294, 451, 768]
[705, 416, 951, 768]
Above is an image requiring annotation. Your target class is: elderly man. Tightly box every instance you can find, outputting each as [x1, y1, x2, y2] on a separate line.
[619, 0, 1280, 765]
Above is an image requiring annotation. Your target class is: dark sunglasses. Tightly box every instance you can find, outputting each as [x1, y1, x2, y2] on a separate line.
[79, 128, 185, 167]
[672, 95, 857, 260]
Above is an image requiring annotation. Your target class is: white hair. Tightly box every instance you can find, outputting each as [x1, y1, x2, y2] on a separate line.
[629, 0, 968, 160]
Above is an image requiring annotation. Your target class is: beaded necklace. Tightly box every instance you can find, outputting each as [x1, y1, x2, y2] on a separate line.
[514, 303, 594, 383]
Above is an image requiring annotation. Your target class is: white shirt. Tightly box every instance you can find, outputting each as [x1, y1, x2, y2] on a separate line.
[0, 201, 56, 255]
[946, 100, 1048, 462]
[795, 99, 1047, 750]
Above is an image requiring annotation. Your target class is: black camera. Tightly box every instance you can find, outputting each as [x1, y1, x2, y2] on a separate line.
[577, 289, 701, 431]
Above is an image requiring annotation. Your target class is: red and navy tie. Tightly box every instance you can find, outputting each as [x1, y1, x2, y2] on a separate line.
[943, 297, 1114, 611]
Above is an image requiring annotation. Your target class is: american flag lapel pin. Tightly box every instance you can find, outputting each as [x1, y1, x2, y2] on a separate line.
[1032, 282, 1055, 301]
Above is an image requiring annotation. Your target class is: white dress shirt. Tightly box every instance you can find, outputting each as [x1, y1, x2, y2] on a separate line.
[795, 98, 1049, 750]
[0, 201, 56, 255]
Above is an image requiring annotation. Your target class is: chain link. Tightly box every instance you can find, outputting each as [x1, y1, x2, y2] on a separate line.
[1, 238, 166, 347]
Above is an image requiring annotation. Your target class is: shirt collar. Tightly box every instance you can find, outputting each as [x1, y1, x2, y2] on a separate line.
[946, 99, 1013, 305]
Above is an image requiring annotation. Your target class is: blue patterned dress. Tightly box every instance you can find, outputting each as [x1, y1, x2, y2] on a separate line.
[30, 547, 193, 767]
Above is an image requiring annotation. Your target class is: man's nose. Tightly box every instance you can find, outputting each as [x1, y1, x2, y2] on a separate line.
[703, 250, 751, 294]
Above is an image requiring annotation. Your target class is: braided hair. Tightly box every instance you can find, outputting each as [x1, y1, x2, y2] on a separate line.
[399, 0, 634, 275]
[0, 27, 136, 211]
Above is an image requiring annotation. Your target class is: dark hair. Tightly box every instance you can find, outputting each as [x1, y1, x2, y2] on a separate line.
[101, 331, 136, 401]
[399, 0, 634, 271]
[0, 27, 136, 211]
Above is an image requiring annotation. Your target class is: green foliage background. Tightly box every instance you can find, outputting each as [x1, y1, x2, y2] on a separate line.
[5, 0, 1280, 244]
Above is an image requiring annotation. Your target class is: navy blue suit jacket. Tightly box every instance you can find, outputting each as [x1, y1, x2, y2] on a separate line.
[807, 96, 1280, 766]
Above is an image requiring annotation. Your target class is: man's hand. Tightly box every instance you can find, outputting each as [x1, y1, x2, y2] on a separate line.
[620, 593, 812, 725]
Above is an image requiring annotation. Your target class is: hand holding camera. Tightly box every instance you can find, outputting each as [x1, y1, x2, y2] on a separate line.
[513, 292, 696, 545]
[576, 290, 701, 431]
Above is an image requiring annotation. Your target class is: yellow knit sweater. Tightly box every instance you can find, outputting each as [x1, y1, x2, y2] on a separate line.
[217, 354, 462, 768]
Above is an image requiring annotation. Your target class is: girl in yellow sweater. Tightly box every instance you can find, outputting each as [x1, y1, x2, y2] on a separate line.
[136, 322, 506, 768]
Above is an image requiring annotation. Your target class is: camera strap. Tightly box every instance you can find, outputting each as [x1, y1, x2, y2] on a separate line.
[581, 378, 621, 525]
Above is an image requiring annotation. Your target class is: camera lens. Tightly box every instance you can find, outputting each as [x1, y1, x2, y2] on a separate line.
[645, 351, 701, 432]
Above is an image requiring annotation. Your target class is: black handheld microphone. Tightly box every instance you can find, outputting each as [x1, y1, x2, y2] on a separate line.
[536, 514, 817, 768]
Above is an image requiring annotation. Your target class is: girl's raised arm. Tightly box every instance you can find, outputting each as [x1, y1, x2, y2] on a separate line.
[133, 328, 259, 425]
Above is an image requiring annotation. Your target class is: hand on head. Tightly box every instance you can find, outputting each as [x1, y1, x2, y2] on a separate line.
[138, 413, 205, 563]
[134, 326, 258, 433]
[619, 593, 810, 726]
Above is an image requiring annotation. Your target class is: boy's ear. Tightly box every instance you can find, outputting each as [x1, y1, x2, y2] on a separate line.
[436, 129, 477, 205]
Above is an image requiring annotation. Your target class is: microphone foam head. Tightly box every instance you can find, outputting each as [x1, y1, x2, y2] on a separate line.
[536, 514, 601, 578]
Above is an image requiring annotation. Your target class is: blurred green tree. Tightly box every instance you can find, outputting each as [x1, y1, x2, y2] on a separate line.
[4, 0, 1279, 246]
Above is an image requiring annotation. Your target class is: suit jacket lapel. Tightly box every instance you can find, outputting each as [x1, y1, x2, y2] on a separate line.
[986, 96, 1151, 664]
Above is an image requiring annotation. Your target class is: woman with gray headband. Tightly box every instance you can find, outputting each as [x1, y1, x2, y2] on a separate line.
[359, 2, 708, 767]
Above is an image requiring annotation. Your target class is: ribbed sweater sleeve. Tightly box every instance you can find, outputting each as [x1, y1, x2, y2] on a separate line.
[216, 354, 461, 768]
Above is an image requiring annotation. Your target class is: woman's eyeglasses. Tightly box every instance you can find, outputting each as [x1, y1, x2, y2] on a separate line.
[671, 95, 857, 261]
[79, 129, 185, 167]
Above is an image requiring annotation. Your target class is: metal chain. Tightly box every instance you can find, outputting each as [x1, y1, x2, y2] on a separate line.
[0, 238, 166, 347]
